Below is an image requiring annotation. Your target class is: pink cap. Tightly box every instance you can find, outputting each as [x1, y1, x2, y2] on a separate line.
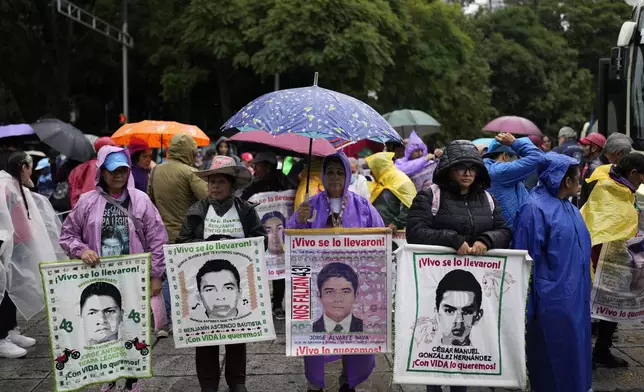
[579, 133, 606, 148]
[241, 152, 254, 162]
[128, 138, 150, 155]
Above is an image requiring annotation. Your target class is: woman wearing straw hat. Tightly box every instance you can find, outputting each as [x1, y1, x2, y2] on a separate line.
[176, 155, 267, 392]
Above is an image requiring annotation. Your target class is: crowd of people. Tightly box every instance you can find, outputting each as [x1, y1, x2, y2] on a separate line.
[0, 125, 640, 392]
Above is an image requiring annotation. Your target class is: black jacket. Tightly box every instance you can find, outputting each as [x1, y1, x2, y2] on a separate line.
[407, 140, 511, 250]
[176, 197, 267, 245]
[312, 315, 363, 333]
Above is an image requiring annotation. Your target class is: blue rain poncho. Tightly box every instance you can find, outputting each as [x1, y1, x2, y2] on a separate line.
[513, 154, 592, 392]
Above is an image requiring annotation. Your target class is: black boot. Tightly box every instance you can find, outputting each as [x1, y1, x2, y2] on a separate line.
[593, 347, 628, 368]
[339, 384, 355, 392]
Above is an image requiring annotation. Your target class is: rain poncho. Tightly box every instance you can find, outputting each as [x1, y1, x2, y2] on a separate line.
[513, 154, 592, 392]
[294, 158, 324, 211]
[580, 164, 638, 246]
[60, 146, 168, 278]
[394, 131, 437, 191]
[366, 152, 416, 228]
[0, 171, 66, 319]
[287, 152, 383, 389]
[483, 137, 545, 229]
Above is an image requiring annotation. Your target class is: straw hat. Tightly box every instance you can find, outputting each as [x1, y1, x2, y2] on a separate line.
[197, 155, 252, 189]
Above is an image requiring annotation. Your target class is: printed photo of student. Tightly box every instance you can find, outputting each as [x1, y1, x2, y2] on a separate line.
[101, 227, 128, 257]
[80, 282, 124, 346]
[313, 262, 363, 333]
[434, 269, 484, 347]
[195, 259, 244, 320]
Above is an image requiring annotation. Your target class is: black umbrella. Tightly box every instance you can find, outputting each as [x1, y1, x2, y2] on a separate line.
[30, 119, 94, 162]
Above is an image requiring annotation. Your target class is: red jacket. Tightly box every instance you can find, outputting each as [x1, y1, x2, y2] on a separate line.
[68, 159, 97, 208]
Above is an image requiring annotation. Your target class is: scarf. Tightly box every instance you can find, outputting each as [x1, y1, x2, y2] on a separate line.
[208, 197, 235, 217]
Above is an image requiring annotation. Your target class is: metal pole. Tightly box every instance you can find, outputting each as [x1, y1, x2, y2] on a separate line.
[122, 0, 128, 121]
[273, 73, 280, 91]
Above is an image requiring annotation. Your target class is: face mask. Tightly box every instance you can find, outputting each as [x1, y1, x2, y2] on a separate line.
[350, 174, 357, 185]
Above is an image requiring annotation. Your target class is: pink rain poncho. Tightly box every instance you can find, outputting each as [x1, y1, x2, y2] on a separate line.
[59, 146, 168, 278]
[0, 171, 67, 320]
[394, 131, 437, 191]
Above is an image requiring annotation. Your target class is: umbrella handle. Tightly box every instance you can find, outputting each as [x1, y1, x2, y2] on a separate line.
[305, 191, 317, 223]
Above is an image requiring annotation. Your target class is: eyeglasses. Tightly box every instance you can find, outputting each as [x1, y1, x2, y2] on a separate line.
[454, 165, 478, 175]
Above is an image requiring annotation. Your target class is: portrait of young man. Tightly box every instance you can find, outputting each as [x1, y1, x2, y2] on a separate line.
[313, 262, 363, 333]
[434, 269, 484, 347]
[195, 259, 243, 320]
[80, 282, 124, 346]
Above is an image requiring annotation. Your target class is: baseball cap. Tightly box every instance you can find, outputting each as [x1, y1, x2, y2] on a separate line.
[251, 152, 277, 165]
[579, 133, 606, 148]
[103, 151, 130, 172]
[35, 158, 50, 171]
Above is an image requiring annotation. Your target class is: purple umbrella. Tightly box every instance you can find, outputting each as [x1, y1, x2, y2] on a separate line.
[483, 116, 542, 136]
[0, 124, 35, 138]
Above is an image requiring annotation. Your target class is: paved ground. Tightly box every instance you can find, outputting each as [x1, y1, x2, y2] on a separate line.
[3, 312, 644, 391]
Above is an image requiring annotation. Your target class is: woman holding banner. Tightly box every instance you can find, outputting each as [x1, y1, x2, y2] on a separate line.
[241, 151, 295, 320]
[176, 155, 266, 392]
[289, 152, 384, 392]
[59, 146, 168, 392]
[406, 140, 511, 392]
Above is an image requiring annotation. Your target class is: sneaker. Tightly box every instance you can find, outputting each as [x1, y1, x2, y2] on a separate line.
[100, 383, 118, 392]
[0, 338, 27, 358]
[272, 307, 286, 320]
[156, 329, 169, 339]
[7, 328, 36, 348]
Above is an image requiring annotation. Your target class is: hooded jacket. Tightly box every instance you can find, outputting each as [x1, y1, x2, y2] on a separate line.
[394, 131, 437, 191]
[288, 152, 384, 230]
[214, 136, 241, 164]
[59, 146, 168, 278]
[513, 153, 591, 392]
[149, 134, 208, 243]
[407, 140, 511, 250]
[286, 152, 382, 390]
[483, 137, 545, 229]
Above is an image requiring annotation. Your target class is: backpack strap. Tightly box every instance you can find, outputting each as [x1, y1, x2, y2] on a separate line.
[484, 191, 495, 213]
[429, 183, 441, 216]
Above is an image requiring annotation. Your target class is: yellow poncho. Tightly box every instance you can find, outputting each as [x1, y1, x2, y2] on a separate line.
[580, 164, 638, 246]
[294, 159, 324, 210]
[365, 152, 417, 208]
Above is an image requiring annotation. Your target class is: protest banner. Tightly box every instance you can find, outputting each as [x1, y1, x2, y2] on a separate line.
[248, 190, 295, 279]
[39, 255, 152, 392]
[163, 237, 276, 348]
[285, 228, 392, 357]
[591, 231, 644, 322]
[394, 245, 530, 389]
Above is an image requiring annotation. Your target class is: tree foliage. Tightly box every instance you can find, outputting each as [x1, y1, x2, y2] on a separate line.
[0, 0, 632, 141]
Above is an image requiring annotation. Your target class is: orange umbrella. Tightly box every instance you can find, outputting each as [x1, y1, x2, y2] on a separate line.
[111, 120, 210, 148]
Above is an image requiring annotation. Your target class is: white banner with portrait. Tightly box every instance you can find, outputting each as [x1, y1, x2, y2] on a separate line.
[285, 228, 392, 356]
[163, 238, 276, 348]
[394, 245, 530, 389]
[39, 255, 152, 392]
[248, 190, 295, 279]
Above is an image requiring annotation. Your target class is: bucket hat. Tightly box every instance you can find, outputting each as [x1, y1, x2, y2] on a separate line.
[197, 155, 252, 189]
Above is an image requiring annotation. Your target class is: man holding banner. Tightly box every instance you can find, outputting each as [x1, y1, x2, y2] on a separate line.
[288, 152, 384, 392]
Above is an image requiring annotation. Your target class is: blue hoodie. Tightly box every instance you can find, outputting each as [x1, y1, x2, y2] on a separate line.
[513, 154, 592, 392]
[483, 137, 545, 228]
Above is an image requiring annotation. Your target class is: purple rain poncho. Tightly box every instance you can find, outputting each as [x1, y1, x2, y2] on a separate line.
[394, 131, 437, 191]
[287, 152, 384, 389]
